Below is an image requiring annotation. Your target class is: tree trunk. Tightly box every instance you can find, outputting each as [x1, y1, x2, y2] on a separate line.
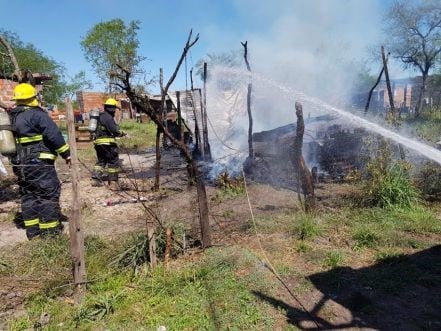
[415, 72, 428, 118]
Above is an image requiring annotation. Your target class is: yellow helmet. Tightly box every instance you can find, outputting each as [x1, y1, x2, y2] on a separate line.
[11, 83, 37, 100]
[104, 98, 118, 107]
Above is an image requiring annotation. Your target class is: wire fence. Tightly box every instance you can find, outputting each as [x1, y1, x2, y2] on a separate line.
[0, 142, 201, 242]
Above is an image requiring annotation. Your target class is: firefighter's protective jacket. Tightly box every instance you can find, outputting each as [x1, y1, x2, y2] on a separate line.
[94, 111, 124, 145]
[10, 106, 70, 161]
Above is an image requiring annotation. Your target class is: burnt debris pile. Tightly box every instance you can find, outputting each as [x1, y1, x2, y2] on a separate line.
[245, 115, 372, 189]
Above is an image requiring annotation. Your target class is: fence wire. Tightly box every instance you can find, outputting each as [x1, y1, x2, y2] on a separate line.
[1, 134, 239, 247]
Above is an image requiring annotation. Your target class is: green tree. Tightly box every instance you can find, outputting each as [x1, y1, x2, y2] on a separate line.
[80, 19, 143, 92]
[0, 30, 90, 106]
[384, 0, 441, 117]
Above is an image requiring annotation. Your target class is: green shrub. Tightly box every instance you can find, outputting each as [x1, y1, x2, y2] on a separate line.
[324, 250, 344, 268]
[291, 215, 322, 240]
[353, 226, 380, 248]
[364, 162, 419, 209]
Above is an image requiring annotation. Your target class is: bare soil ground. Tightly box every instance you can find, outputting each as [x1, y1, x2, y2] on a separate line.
[1, 149, 440, 330]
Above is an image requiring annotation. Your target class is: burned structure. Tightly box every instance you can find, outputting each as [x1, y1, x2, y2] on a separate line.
[147, 88, 210, 158]
[248, 115, 371, 188]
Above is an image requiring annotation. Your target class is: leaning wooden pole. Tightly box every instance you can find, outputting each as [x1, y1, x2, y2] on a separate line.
[364, 66, 385, 113]
[65, 98, 86, 303]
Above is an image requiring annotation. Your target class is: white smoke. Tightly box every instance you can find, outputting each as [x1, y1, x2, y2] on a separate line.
[200, 0, 392, 175]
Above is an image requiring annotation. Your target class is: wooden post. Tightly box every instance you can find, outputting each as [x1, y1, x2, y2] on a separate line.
[147, 223, 157, 267]
[177, 91, 183, 143]
[241, 41, 254, 159]
[292, 102, 315, 213]
[164, 227, 173, 266]
[382, 46, 396, 122]
[202, 62, 211, 161]
[192, 160, 212, 248]
[154, 69, 164, 191]
[65, 98, 86, 303]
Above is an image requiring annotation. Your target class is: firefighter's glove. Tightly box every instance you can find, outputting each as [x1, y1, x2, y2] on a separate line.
[65, 156, 72, 168]
[120, 131, 128, 137]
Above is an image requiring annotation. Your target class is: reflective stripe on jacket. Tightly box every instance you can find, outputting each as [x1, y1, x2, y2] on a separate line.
[9, 106, 70, 161]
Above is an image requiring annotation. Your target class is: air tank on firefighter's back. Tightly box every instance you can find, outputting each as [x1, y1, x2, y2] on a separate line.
[0, 111, 17, 155]
[88, 109, 100, 132]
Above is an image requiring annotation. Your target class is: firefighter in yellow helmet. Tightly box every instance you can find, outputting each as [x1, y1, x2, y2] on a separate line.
[91, 98, 126, 186]
[9, 83, 71, 239]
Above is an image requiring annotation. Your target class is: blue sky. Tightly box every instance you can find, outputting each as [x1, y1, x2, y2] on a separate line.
[1, 0, 400, 93]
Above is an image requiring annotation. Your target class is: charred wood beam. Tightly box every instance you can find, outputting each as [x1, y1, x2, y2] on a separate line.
[292, 102, 315, 212]
[365, 51, 391, 114]
[241, 41, 254, 159]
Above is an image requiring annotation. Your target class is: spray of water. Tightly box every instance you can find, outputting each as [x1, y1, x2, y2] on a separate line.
[207, 66, 441, 166]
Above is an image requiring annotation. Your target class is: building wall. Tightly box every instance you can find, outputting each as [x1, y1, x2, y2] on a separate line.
[76, 91, 107, 113]
[0, 79, 17, 108]
[76, 91, 133, 120]
[379, 83, 413, 109]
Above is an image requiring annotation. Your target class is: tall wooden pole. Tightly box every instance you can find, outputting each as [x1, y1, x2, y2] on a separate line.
[65, 98, 86, 303]
[177, 90, 183, 143]
[381, 46, 395, 122]
[202, 62, 211, 161]
[241, 41, 254, 159]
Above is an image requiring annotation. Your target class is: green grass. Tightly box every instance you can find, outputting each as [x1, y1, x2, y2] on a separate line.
[1, 186, 440, 330]
[405, 109, 441, 143]
[118, 120, 157, 150]
[3, 239, 276, 330]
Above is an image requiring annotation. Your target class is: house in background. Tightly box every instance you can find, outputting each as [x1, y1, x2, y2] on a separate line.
[352, 75, 441, 113]
[76, 91, 134, 121]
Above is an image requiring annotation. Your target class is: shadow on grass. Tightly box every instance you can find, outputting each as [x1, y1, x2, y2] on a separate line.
[254, 245, 441, 330]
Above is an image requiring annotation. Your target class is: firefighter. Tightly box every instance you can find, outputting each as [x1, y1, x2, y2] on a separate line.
[9, 83, 71, 239]
[91, 98, 126, 186]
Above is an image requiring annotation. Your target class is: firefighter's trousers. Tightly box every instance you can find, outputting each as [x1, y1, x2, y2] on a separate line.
[92, 143, 120, 181]
[17, 159, 63, 239]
